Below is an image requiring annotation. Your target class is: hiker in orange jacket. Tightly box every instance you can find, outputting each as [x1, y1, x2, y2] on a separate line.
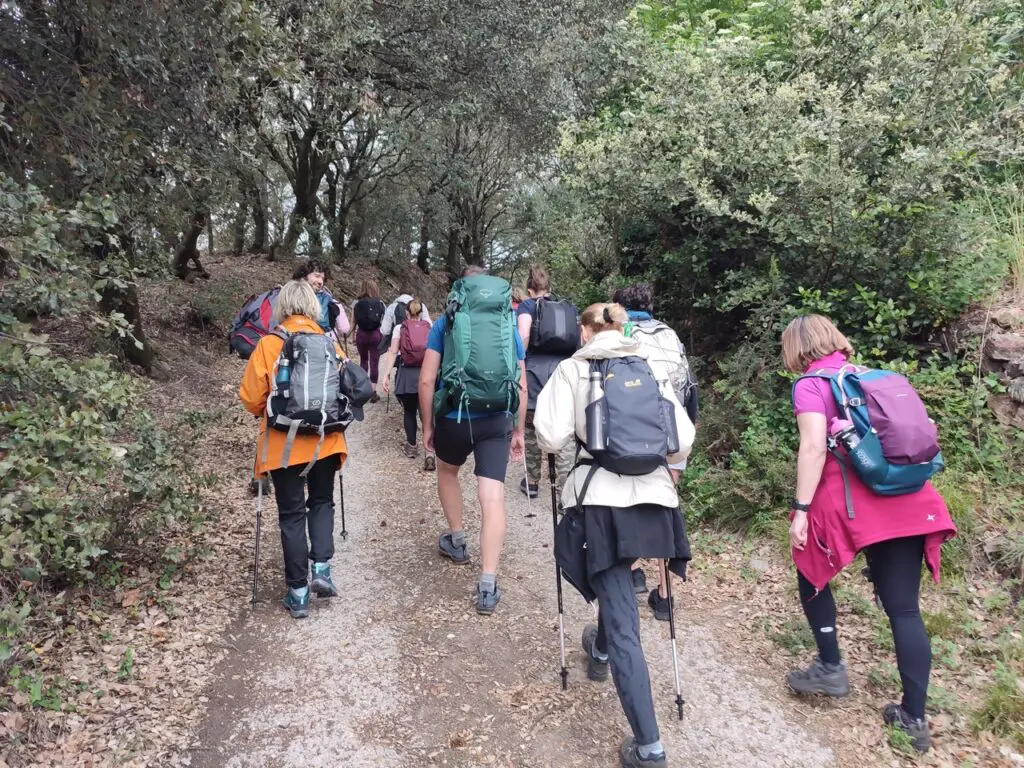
[239, 280, 349, 618]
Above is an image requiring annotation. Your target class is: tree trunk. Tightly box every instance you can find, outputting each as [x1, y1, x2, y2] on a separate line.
[250, 184, 267, 253]
[205, 213, 214, 256]
[446, 224, 461, 283]
[172, 211, 210, 280]
[417, 211, 431, 274]
[231, 200, 247, 257]
[100, 280, 156, 374]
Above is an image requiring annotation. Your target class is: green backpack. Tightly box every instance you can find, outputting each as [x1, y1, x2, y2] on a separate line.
[434, 275, 521, 421]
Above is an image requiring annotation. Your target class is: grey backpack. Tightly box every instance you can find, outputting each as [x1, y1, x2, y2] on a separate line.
[629, 319, 694, 408]
[263, 330, 354, 475]
[577, 356, 680, 504]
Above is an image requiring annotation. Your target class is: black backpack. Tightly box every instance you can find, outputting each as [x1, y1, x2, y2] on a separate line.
[354, 298, 385, 331]
[577, 356, 680, 504]
[530, 297, 580, 356]
[393, 299, 410, 326]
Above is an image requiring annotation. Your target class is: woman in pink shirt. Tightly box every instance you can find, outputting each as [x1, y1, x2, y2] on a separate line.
[782, 315, 956, 754]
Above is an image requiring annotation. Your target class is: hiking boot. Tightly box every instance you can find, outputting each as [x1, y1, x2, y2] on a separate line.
[476, 583, 502, 616]
[438, 533, 470, 565]
[786, 657, 850, 697]
[631, 568, 648, 595]
[282, 587, 309, 619]
[424, 454, 436, 472]
[581, 624, 609, 682]
[619, 737, 667, 768]
[403, 442, 418, 459]
[647, 588, 673, 622]
[369, 392, 381, 404]
[519, 477, 539, 499]
[310, 562, 338, 598]
[882, 703, 931, 753]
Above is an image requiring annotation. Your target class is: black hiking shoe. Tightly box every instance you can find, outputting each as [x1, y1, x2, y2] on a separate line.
[581, 624, 609, 682]
[631, 568, 647, 595]
[438, 533, 470, 565]
[647, 588, 672, 622]
[519, 477, 539, 499]
[882, 703, 931, 753]
[476, 584, 502, 615]
[786, 657, 850, 697]
[619, 737, 667, 767]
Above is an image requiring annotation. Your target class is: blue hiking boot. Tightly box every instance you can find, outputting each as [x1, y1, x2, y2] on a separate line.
[438, 533, 470, 565]
[310, 562, 338, 598]
[282, 587, 309, 619]
[476, 583, 502, 615]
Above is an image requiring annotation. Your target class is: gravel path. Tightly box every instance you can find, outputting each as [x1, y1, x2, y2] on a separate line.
[193, 403, 838, 767]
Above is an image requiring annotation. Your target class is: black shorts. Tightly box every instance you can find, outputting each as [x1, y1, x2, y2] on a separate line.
[434, 413, 512, 482]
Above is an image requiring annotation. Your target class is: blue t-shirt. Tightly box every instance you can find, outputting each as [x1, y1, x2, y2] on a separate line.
[516, 297, 539, 319]
[427, 315, 526, 419]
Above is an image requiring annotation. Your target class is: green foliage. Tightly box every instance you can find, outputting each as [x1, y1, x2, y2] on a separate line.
[972, 664, 1024, 747]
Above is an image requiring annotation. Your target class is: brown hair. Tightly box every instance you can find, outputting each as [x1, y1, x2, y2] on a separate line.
[511, 286, 525, 304]
[580, 302, 628, 334]
[358, 279, 380, 299]
[461, 265, 487, 277]
[407, 298, 423, 317]
[781, 314, 854, 373]
[527, 265, 550, 294]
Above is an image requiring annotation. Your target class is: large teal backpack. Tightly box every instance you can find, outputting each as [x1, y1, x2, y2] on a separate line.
[434, 275, 521, 421]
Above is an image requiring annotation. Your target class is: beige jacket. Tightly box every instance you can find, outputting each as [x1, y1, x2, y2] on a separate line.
[534, 330, 695, 510]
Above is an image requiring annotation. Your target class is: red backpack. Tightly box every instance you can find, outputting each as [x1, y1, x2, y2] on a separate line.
[229, 288, 279, 359]
[399, 319, 431, 367]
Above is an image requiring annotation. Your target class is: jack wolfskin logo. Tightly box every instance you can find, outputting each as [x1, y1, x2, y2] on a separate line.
[624, 379, 642, 388]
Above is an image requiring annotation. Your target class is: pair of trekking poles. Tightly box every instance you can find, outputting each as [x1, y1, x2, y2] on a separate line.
[251, 471, 348, 608]
[532, 453, 685, 720]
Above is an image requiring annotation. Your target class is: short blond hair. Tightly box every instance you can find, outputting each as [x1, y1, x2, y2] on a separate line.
[272, 280, 321, 327]
[781, 314, 854, 372]
[580, 302, 628, 334]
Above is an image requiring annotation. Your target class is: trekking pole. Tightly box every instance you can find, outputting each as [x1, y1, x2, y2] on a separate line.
[386, 391, 391, 413]
[339, 469, 348, 541]
[663, 559, 684, 720]
[251, 476, 263, 608]
[522, 451, 535, 518]
[549, 454, 568, 691]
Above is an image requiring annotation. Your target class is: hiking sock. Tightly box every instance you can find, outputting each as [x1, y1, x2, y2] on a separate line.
[450, 529, 466, 548]
[478, 572, 496, 594]
[291, 586, 309, 598]
[638, 740, 664, 759]
[591, 646, 608, 663]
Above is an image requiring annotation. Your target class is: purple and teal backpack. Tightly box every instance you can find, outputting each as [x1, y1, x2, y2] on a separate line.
[798, 365, 944, 509]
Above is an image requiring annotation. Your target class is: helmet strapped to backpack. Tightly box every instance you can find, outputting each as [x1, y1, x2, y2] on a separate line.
[797, 365, 944, 517]
[263, 330, 359, 476]
[628, 319, 695, 408]
[435, 275, 521, 421]
[530, 296, 580, 356]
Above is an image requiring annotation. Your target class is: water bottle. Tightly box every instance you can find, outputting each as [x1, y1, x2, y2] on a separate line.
[275, 356, 291, 395]
[829, 417, 859, 452]
[585, 368, 608, 452]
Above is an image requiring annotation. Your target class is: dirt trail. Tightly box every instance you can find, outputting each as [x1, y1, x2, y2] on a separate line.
[193, 402, 842, 768]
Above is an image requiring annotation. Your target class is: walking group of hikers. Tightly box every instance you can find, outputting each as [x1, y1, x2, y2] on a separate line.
[232, 263, 957, 766]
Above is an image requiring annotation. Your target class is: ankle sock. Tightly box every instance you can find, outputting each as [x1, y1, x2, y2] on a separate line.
[591, 646, 608, 663]
[450, 529, 466, 548]
[479, 572, 496, 593]
[638, 740, 664, 759]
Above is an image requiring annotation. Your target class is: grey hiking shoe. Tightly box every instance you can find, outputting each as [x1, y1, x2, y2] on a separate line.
[476, 584, 502, 616]
[519, 477, 539, 499]
[619, 737, 667, 767]
[438, 533, 470, 565]
[310, 562, 338, 598]
[403, 442, 418, 459]
[786, 657, 850, 697]
[882, 703, 931, 753]
[282, 588, 309, 619]
[424, 454, 436, 472]
[581, 624, 609, 682]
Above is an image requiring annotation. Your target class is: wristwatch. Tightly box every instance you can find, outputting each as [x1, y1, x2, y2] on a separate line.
[791, 500, 811, 513]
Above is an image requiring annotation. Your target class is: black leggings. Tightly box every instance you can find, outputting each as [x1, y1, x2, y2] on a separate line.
[398, 393, 421, 446]
[799, 535, 931, 719]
